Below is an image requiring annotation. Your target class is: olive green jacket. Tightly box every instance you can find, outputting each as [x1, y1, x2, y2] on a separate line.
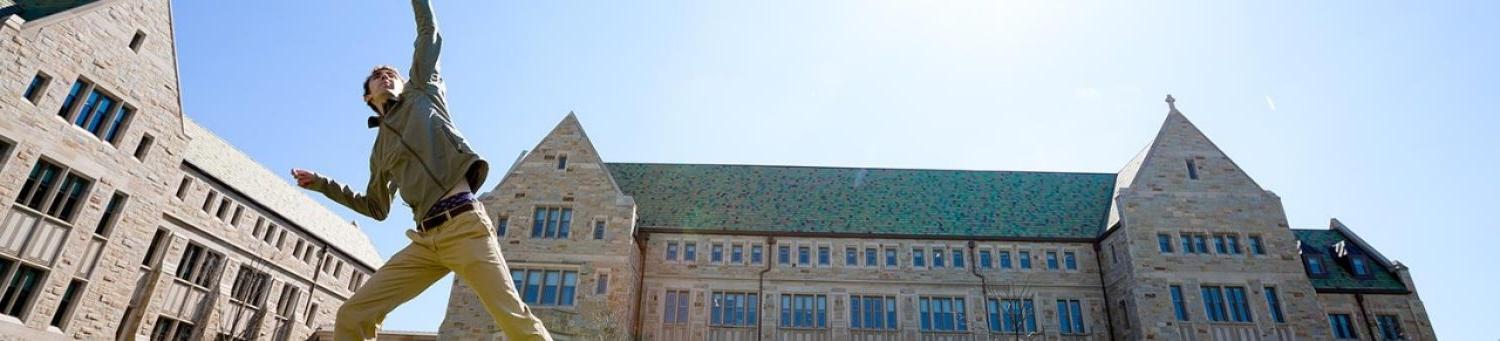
[309, 0, 488, 223]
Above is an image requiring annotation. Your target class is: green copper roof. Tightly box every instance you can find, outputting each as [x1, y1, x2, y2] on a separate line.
[1292, 229, 1408, 293]
[605, 163, 1117, 239]
[2, 0, 95, 21]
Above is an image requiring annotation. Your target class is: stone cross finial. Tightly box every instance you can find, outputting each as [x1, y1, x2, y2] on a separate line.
[1165, 94, 1177, 112]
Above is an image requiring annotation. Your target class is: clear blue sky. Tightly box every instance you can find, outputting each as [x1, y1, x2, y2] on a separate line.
[171, 1, 1496, 337]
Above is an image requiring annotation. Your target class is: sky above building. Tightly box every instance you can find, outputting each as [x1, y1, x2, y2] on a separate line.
[171, 1, 1497, 337]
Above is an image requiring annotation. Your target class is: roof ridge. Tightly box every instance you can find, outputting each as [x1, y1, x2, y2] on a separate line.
[603, 161, 1117, 176]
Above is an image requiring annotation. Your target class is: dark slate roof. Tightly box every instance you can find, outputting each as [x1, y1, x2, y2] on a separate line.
[605, 163, 1117, 239]
[1292, 229, 1408, 293]
[2, 0, 95, 21]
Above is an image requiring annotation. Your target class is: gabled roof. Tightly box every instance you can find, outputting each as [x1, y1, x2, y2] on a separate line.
[182, 119, 383, 268]
[607, 163, 1116, 239]
[1293, 228, 1407, 293]
[0, 0, 95, 21]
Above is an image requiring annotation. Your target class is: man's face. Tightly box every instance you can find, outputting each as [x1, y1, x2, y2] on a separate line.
[366, 68, 404, 101]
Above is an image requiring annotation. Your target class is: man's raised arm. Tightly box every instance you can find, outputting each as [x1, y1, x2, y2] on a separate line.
[294, 168, 397, 221]
[409, 0, 442, 91]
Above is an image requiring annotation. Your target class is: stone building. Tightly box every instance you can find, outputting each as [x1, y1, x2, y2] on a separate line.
[443, 106, 1433, 340]
[1, 1, 380, 340]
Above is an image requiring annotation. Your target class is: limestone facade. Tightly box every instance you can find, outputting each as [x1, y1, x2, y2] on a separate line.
[1, 1, 380, 340]
[443, 109, 1434, 341]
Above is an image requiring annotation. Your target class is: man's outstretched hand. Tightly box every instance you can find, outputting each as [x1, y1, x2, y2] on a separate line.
[291, 169, 317, 188]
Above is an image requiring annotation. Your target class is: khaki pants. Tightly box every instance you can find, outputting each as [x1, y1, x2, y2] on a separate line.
[334, 208, 552, 341]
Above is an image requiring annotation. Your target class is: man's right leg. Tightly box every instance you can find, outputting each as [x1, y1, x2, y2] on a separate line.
[334, 235, 449, 341]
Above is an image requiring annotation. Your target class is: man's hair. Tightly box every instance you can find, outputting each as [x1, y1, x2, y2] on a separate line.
[363, 65, 403, 114]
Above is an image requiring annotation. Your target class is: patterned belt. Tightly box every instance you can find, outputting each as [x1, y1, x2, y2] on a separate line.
[419, 192, 477, 232]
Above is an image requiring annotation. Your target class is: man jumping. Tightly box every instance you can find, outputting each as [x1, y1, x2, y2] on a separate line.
[291, 1, 552, 340]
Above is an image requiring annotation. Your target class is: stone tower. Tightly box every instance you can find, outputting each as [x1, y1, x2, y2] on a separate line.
[1100, 96, 1330, 340]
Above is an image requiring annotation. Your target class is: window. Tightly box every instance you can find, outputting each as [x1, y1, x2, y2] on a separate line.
[496, 216, 508, 237]
[15, 159, 92, 221]
[1180, 233, 1194, 254]
[230, 267, 270, 307]
[711, 243, 723, 263]
[129, 30, 147, 51]
[665, 241, 678, 261]
[592, 220, 605, 240]
[952, 248, 964, 268]
[0, 259, 45, 318]
[49, 279, 84, 328]
[1064, 251, 1077, 270]
[349, 272, 366, 292]
[797, 246, 810, 266]
[1201, 286, 1250, 322]
[23, 72, 50, 104]
[663, 290, 690, 324]
[1249, 236, 1266, 255]
[595, 274, 608, 294]
[1227, 235, 1242, 254]
[884, 247, 897, 267]
[276, 286, 301, 317]
[1329, 314, 1358, 339]
[979, 250, 992, 268]
[780, 294, 827, 329]
[530, 207, 572, 239]
[1195, 235, 1208, 254]
[175, 243, 223, 287]
[1225, 287, 1252, 322]
[751, 244, 763, 264]
[216, 198, 231, 220]
[1352, 257, 1370, 277]
[850, 295, 897, 330]
[817, 246, 830, 266]
[1377, 314, 1405, 340]
[932, 248, 945, 268]
[1306, 255, 1327, 275]
[202, 190, 217, 212]
[510, 268, 578, 306]
[1264, 287, 1285, 323]
[175, 176, 192, 200]
[142, 229, 169, 267]
[987, 298, 1035, 334]
[57, 79, 134, 144]
[556, 154, 568, 170]
[305, 303, 320, 327]
[1158, 234, 1174, 253]
[95, 192, 128, 236]
[0, 139, 11, 170]
[863, 248, 876, 268]
[999, 251, 1012, 269]
[1170, 285, 1189, 321]
[1045, 251, 1059, 270]
[683, 242, 697, 263]
[710, 291, 757, 327]
[845, 247, 858, 266]
[1201, 286, 1227, 322]
[732, 244, 744, 264]
[777, 245, 789, 265]
[150, 316, 195, 341]
[912, 248, 925, 267]
[230, 205, 244, 227]
[919, 296, 967, 332]
[1018, 251, 1032, 269]
[1056, 299, 1086, 334]
[1214, 235, 1229, 254]
[134, 134, 154, 160]
[1186, 159, 1199, 180]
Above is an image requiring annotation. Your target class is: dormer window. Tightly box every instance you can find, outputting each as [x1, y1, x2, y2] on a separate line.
[1305, 255, 1327, 276]
[1351, 257, 1370, 277]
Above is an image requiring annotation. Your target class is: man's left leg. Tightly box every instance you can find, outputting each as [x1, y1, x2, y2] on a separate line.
[435, 209, 553, 341]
